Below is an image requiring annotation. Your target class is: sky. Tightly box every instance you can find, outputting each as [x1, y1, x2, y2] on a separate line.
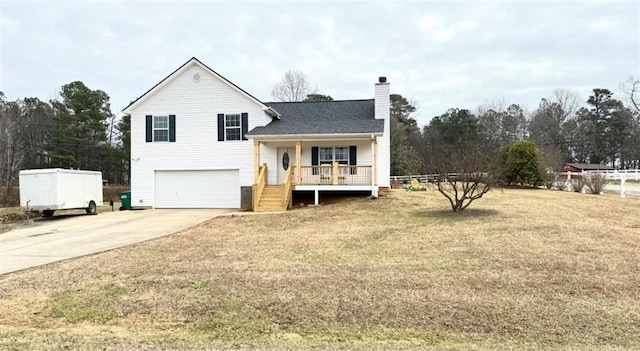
[1, 0, 638, 127]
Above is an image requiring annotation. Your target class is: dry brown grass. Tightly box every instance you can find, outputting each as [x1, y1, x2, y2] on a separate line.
[0, 189, 639, 350]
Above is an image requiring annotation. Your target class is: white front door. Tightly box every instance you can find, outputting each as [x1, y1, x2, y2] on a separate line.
[277, 147, 296, 184]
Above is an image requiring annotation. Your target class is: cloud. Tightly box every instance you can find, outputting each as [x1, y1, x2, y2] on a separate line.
[0, 0, 638, 126]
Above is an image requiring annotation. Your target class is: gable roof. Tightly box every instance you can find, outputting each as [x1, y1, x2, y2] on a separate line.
[246, 99, 383, 137]
[122, 57, 279, 117]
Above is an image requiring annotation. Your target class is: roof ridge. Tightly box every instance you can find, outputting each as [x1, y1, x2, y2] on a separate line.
[266, 98, 374, 104]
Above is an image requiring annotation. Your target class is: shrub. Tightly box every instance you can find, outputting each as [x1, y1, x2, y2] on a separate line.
[544, 172, 557, 189]
[500, 141, 548, 187]
[584, 172, 607, 194]
[572, 178, 586, 193]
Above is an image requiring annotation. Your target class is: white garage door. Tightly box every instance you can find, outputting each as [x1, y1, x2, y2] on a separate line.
[155, 170, 240, 208]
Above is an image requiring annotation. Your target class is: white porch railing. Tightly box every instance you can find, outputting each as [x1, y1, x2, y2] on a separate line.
[295, 164, 372, 185]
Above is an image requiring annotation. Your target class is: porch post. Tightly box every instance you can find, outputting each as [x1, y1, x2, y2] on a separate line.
[373, 138, 378, 185]
[296, 140, 302, 184]
[371, 137, 377, 196]
[332, 162, 339, 185]
[254, 140, 260, 183]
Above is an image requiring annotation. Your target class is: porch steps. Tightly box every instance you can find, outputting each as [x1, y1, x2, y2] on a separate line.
[255, 185, 288, 212]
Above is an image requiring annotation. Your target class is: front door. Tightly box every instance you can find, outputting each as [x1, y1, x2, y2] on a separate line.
[277, 147, 296, 184]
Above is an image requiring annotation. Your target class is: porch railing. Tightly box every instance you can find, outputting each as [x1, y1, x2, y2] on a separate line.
[252, 164, 267, 209]
[282, 164, 294, 209]
[296, 164, 372, 185]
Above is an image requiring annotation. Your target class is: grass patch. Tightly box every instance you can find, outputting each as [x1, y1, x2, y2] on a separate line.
[0, 189, 639, 350]
[49, 294, 119, 324]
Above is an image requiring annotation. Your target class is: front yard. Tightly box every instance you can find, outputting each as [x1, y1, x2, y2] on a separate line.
[0, 189, 639, 350]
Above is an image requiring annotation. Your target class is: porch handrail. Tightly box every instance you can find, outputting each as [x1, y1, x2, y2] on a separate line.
[252, 164, 267, 210]
[282, 165, 294, 209]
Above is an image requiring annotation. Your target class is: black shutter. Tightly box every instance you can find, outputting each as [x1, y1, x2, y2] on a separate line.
[349, 145, 357, 175]
[241, 112, 248, 140]
[217, 114, 225, 141]
[311, 146, 319, 175]
[169, 114, 176, 142]
[145, 115, 153, 142]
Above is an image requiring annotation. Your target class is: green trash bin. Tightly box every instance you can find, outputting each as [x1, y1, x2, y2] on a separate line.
[118, 191, 131, 211]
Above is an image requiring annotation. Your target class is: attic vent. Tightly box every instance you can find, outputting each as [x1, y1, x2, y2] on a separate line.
[192, 73, 201, 83]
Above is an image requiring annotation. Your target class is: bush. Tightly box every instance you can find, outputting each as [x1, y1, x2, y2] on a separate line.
[500, 141, 548, 187]
[544, 172, 557, 189]
[572, 178, 586, 193]
[584, 172, 607, 194]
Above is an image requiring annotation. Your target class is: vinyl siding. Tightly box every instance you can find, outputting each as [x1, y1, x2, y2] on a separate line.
[129, 63, 271, 207]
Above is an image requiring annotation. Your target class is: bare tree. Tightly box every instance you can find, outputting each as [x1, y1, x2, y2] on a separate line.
[271, 69, 313, 102]
[621, 77, 640, 113]
[429, 144, 500, 212]
[550, 89, 581, 120]
[0, 95, 23, 205]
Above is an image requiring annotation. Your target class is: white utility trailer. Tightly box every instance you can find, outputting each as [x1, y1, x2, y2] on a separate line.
[19, 169, 103, 217]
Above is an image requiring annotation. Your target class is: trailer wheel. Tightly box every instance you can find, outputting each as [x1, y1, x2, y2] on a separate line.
[86, 201, 97, 215]
[42, 210, 54, 217]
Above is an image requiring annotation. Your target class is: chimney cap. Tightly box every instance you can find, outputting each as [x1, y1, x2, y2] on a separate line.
[378, 76, 387, 83]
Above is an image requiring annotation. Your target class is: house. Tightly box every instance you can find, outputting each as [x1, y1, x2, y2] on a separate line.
[563, 163, 615, 172]
[122, 57, 390, 211]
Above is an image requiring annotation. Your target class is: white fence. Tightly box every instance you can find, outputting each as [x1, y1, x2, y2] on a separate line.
[558, 170, 640, 198]
[391, 170, 640, 198]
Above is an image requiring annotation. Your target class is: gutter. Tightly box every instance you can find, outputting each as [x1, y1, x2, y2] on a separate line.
[246, 132, 383, 141]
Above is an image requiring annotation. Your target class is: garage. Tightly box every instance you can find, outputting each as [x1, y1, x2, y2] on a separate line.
[155, 170, 240, 208]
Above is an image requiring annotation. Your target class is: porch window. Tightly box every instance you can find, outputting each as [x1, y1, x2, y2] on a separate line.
[319, 147, 349, 165]
[334, 147, 349, 165]
[314, 146, 355, 176]
[319, 147, 334, 165]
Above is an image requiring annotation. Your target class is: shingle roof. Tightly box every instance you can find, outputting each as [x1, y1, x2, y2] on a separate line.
[565, 163, 615, 170]
[246, 99, 384, 136]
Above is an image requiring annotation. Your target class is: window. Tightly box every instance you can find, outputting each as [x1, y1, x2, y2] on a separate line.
[319, 147, 333, 165]
[334, 147, 349, 165]
[225, 114, 241, 141]
[312, 145, 357, 176]
[319, 147, 349, 165]
[218, 113, 247, 142]
[153, 115, 169, 142]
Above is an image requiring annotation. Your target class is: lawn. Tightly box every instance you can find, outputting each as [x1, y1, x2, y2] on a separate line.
[0, 189, 639, 350]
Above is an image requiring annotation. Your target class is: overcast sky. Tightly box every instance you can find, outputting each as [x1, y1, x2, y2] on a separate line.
[1, 0, 638, 126]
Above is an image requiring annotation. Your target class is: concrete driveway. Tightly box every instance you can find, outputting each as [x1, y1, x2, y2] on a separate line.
[0, 209, 231, 275]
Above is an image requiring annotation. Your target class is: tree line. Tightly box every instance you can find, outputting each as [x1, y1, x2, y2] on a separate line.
[0, 82, 130, 205]
[3, 71, 639, 207]
[391, 82, 640, 177]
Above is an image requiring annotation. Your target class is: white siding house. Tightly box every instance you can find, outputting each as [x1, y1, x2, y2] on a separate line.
[123, 57, 390, 210]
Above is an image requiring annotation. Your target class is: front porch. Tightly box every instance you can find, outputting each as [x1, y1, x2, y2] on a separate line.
[251, 139, 380, 211]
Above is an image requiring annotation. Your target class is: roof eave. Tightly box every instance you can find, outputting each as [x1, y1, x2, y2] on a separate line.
[246, 132, 383, 141]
